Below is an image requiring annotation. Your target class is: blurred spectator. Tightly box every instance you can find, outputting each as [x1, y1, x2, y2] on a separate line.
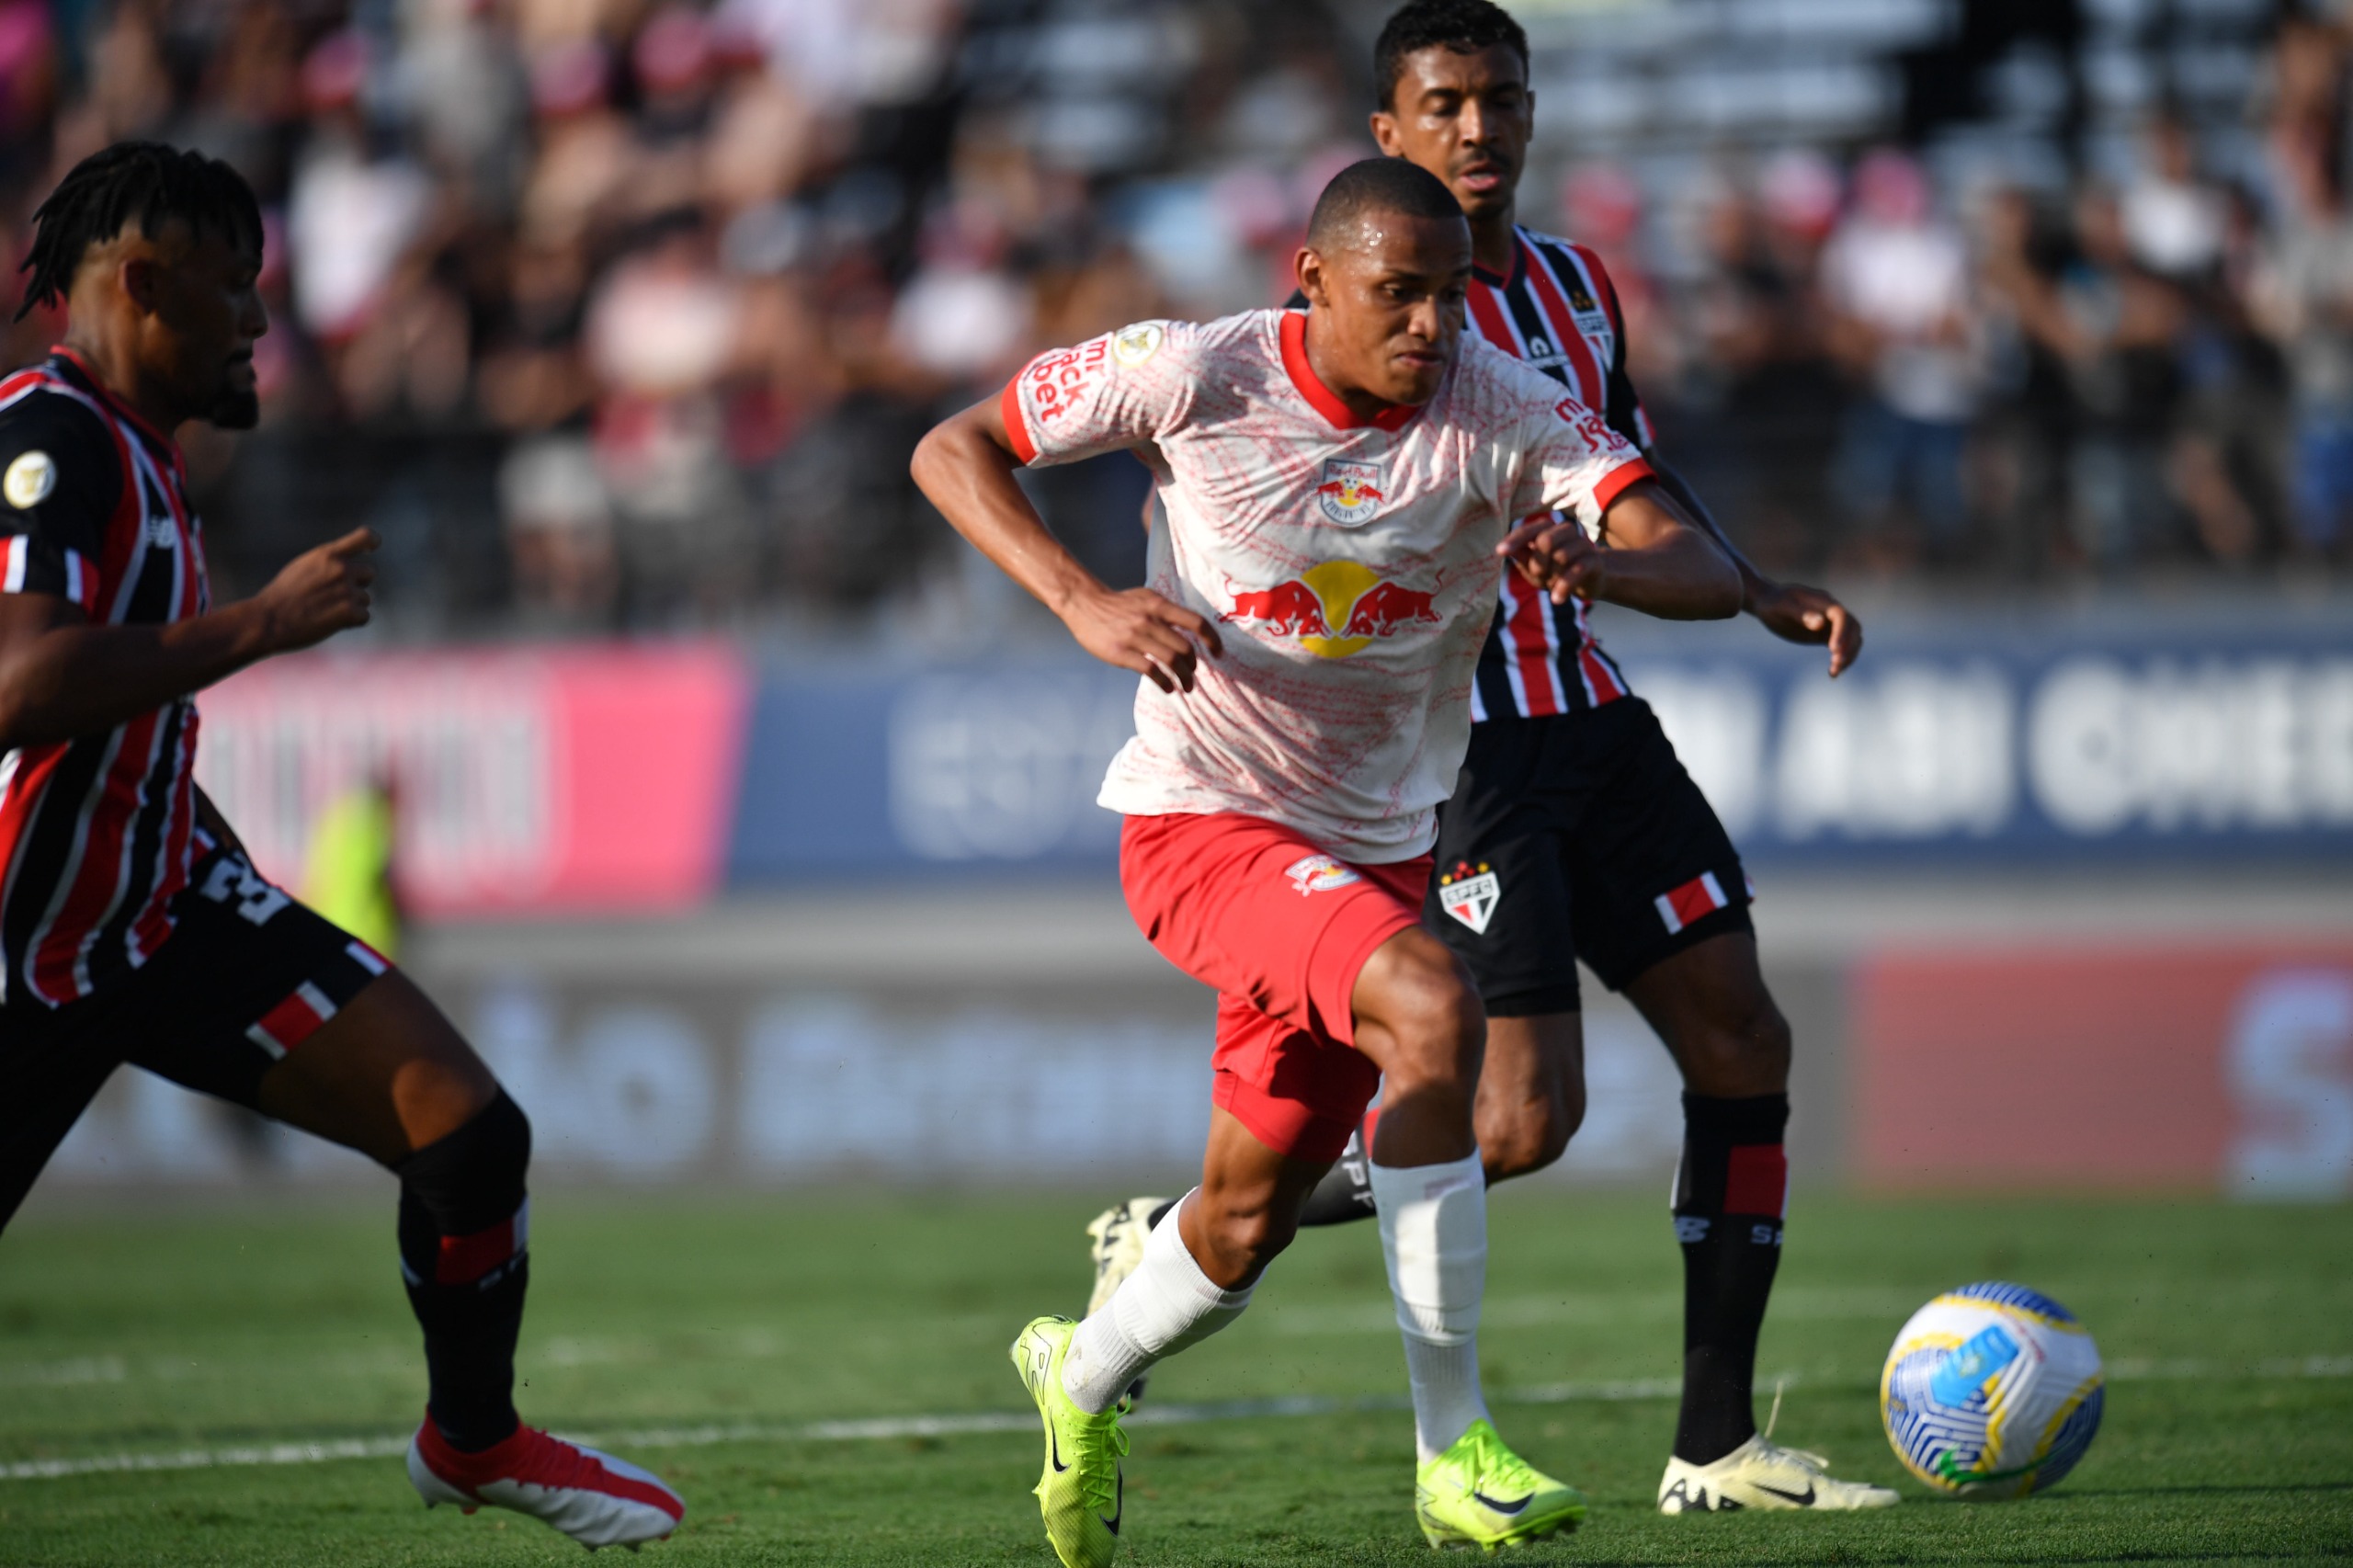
[2123, 110, 2229, 284]
[6, 1, 2350, 629]
[1821, 149, 1981, 562]
[2254, 148, 2353, 561]
[500, 435, 619, 630]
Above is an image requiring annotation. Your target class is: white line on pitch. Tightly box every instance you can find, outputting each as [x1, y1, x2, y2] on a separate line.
[4, 1358, 2345, 1484]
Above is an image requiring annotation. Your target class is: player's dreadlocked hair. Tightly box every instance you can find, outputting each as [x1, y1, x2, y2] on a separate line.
[1372, 0, 1530, 112]
[15, 142, 263, 322]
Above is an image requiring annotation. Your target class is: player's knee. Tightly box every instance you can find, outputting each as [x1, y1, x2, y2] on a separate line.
[402, 1088, 530, 1204]
[1360, 934, 1484, 1091]
[1481, 1077, 1584, 1180]
[1680, 994, 1791, 1097]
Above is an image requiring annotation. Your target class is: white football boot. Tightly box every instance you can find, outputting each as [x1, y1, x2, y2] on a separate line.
[1081, 1196, 1169, 1406]
[1083, 1197, 1169, 1316]
[1657, 1434, 1900, 1514]
[408, 1415, 685, 1549]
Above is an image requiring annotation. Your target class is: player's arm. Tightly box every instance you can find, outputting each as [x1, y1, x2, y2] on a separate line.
[1581, 247, 1862, 674]
[1646, 460, 1861, 676]
[1503, 478, 1740, 620]
[0, 529, 379, 753]
[911, 395, 1221, 693]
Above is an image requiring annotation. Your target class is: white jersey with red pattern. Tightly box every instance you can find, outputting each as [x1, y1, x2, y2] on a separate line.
[1001, 308, 1651, 862]
[1465, 227, 1654, 722]
[0, 351, 210, 1008]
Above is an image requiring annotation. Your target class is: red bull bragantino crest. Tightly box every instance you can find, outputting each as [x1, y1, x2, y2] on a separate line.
[1223, 561, 1439, 659]
[1313, 459, 1385, 524]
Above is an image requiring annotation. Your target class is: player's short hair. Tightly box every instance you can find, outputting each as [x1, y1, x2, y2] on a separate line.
[1373, 0, 1530, 112]
[16, 142, 263, 322]
[1306, 158, 1469, 256]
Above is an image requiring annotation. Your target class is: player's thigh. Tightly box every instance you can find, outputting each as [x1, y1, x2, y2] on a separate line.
[1563, 699, 1754, 1009]
[1425, 721, 1586, 1019]
[1475, 1011, 1586, 1176]
[1620, 932, 1790, 1097]
[122, 848, 494, 1169]
[256, 970, 496, 1167]
[0, 1006, 124, 1232]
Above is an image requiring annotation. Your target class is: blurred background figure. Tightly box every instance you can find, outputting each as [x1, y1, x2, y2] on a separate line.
[6, 0, 2353, 605]
[302, 769, 404, 960]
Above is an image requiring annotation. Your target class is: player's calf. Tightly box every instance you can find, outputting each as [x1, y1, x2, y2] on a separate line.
[395, 1089, 533, 1453]
[1472, 1013, 1586, 1181]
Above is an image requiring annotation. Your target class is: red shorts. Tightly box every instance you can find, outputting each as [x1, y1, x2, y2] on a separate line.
[1120, 812, 1431, 1163]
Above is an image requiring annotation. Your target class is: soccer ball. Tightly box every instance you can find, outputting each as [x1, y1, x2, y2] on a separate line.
[1880, 1282, 2105, 1500]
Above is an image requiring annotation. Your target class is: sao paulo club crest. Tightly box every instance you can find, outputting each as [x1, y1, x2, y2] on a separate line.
[1314, 459, 1384, 525]
[1438, 860, 1500, 934]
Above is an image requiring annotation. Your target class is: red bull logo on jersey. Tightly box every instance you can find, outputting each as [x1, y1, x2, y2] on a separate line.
[1223, 560, 1439, 659]
[1313, 459, 1386, 525]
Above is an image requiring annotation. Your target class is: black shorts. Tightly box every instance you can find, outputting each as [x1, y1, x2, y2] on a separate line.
[0, 846, 391, 1228]
[1424, 698, 1751, 1016]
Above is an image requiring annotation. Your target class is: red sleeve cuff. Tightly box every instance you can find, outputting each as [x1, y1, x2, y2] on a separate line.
[999, 377, 1038, 465]
[1592, 457, 1653, 513]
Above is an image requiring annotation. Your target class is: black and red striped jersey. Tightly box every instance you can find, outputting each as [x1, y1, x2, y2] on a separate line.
[0, 350, 210, 1009]
[1464, 227, 1654, 722]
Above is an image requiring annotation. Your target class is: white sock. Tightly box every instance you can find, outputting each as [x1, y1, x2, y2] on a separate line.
[1370, 1151, 1493, 1461]
[1062, 1191, 1254, 1413]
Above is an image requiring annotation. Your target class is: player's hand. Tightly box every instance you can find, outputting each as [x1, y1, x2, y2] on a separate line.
[1748, 580, 1862, 677]
[255, 528, 377, 653]
[1500, 516, 1608, 605]
[1063, 585, 1222, 693]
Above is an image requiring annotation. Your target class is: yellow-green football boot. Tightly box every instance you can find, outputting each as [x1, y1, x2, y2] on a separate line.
[1415, 1418, 1587, 1551]
[1010, 1315, 1130, 1568]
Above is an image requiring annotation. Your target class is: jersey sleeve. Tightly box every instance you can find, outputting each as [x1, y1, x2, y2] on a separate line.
[1571, 244, 1655, 449]
[1508, 389, 1654, 536]
[0, 392, 118, 616]
[999, 320, 1194, 467]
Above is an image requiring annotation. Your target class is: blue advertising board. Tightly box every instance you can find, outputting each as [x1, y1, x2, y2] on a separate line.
[726, 612, 2353, 885]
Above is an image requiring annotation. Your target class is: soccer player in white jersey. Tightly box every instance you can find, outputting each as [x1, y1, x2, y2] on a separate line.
[913, 157, 1740, 1565]
[1085, 0, 1895, 1521]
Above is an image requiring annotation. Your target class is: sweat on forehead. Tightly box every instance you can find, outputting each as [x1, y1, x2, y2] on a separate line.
[1305, 158, 1468, 254]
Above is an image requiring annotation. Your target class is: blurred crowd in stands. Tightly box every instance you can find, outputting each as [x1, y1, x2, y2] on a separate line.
[5, 1, 2353, 637]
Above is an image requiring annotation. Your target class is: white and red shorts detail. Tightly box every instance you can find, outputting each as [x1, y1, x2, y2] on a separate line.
[407, 1416, 685, 1550]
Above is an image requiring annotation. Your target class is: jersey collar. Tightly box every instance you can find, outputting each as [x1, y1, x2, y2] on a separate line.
[1471, 232, 1525, 290]
[1279, 311, 1421, 433]
[49, 347, 186, 462]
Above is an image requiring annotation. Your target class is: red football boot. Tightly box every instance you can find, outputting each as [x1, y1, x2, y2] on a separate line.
[407, 1415, 684, 1550]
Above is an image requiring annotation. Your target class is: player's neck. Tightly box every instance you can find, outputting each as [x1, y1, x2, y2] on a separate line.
[1300, 312, 1405, 424]
[1469, 202, 1518, 277]
[60, 321, 189, 437]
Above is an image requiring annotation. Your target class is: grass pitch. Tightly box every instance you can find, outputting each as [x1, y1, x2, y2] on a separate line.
[0, 1187, 2347, 1566]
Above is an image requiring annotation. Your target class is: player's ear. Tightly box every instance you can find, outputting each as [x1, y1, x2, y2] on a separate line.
[1369, 108, 1402, 155]
[119, 255, 163, 317]
[1295, 246, 1327, 308]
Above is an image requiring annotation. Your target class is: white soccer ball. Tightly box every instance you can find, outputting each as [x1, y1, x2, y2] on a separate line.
[1880, 1282, 2105, 1500]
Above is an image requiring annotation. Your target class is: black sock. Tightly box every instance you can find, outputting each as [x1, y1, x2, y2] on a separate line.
[395, 1091, 531, 1452]
[1294, 1113, 1379, 1227]
[1671, 1092, 1789, 1466]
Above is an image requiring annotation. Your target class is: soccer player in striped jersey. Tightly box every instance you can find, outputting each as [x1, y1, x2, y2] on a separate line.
[1084, 0, 1895, 1518]
[0, 143, 680, 1549]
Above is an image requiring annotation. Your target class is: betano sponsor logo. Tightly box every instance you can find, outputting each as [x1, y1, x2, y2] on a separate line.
[1223, 561, 1438, 659]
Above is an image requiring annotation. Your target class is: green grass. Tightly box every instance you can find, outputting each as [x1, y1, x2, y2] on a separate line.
[1, 1188, 2347, 1565]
